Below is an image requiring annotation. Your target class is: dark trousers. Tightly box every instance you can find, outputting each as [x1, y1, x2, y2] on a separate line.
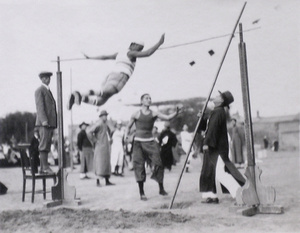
[132, 140, 164, 183]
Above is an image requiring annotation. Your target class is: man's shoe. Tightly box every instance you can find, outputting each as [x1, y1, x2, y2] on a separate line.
[159, 190, 168, 196]
[96, 179, 100, 187]
[201, 197, 219, 204]
[211, 198, 219, 204]
[67, 94, 75, 110]
[74, 91, 82, 105]
[106, 181, 115, 186]
[140, 194, 147, 201]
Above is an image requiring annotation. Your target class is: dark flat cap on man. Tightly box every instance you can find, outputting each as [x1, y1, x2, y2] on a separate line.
[218, 90, 234, 106]
[99, 110, 108, 117]
[79, 122, 89, 128]
[39, 72, 53, 79]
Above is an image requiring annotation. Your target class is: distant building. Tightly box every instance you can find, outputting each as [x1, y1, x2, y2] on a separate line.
[230, 111, 299, 151]
[253, 113, 300, 151]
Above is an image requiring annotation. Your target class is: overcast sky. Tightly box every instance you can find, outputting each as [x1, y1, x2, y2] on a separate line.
[0, 0, 299, 130]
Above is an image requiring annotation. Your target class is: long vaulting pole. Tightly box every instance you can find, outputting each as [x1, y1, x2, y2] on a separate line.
[169, 2, 247, 209]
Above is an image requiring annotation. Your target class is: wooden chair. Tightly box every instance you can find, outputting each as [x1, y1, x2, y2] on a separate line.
[18, 143, 56, 203]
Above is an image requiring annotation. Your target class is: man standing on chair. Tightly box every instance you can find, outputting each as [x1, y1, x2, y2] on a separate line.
[34, 72, 57, 174]
[125, 93, 182, 201]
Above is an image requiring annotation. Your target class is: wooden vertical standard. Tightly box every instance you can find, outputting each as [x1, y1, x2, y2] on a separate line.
[235, 24, 283, 216]
[46, 57, 80, 207]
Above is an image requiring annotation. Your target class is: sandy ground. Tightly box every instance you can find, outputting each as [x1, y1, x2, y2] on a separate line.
[0, 150, 299, 233]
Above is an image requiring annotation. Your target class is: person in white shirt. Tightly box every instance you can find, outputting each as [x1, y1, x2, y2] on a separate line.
[180, 124, 193, 172]
[111, 120, 125, 176]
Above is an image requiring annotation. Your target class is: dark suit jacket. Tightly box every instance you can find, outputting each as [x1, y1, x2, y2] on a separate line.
[34, 85, 57, 128]
[158, 129, 177, 170]
[77, 130, 93, 151]
[200, 107, 245, 193]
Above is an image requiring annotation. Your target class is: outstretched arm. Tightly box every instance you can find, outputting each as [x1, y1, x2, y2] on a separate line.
[83, 52, 118, 60]
[155, 105, 182, 121]
[128, 34, 165, 58]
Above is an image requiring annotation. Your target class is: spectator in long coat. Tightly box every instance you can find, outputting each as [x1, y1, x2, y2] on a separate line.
[199, 91, 245, 204]
[86, 110, 114, 186]
[158, 121, 178, 171]
[229, 118, 245, 166]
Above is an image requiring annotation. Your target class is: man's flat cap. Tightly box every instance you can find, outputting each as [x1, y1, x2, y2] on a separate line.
[99, 110, 109, 117]
[39, 72, 53, 78]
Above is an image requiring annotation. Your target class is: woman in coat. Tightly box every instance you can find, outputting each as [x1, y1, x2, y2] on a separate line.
[86, 110, 114, 186]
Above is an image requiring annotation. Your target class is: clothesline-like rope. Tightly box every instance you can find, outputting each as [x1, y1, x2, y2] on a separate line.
[52, 27, 261, 62]
[158, 27, 261, 50]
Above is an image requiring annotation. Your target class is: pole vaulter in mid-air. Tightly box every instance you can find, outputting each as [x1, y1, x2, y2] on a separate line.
[65, 25, 260, 111]
[67, 34, 165, 110]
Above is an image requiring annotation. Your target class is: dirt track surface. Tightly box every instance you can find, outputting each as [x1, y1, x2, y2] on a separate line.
[0, 151, 299, 233]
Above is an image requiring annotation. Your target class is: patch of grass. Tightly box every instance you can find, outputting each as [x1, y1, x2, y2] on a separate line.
[0, 208, 193, 232]
[159, 201, 194, 209]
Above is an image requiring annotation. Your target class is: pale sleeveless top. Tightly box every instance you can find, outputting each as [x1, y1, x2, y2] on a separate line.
[134, 110, 157, 142]
[112, 50, 136, 77]
[112, 128, 124, 145]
